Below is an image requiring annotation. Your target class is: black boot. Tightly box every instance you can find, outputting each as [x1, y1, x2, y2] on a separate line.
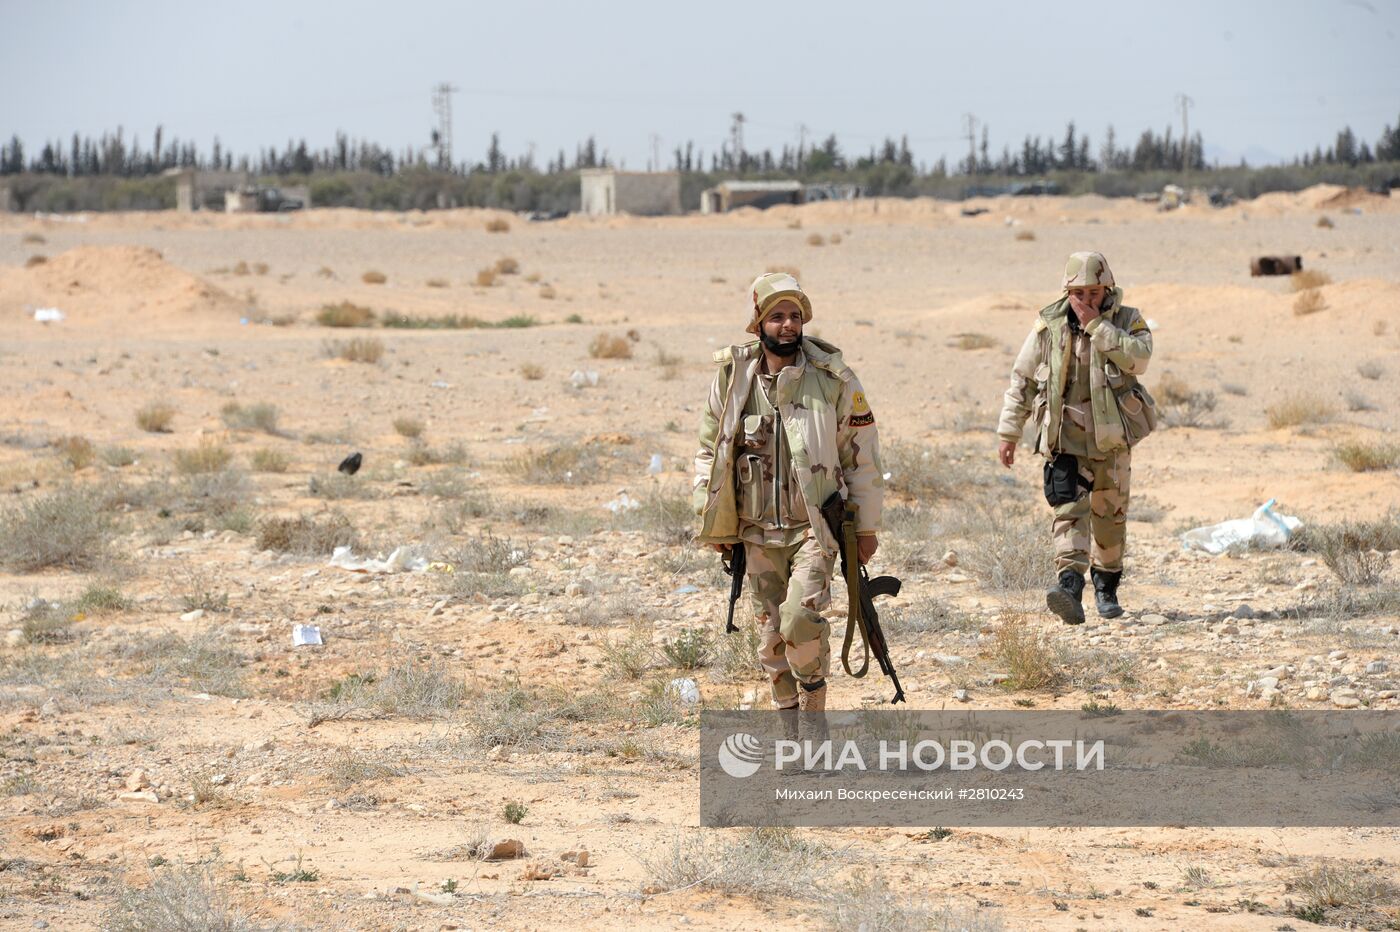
[1046, 570, 1086, 625]
[1092, 569, 1123, 619]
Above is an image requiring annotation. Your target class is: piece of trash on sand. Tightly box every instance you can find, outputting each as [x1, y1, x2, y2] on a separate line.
[604, 491, 640, 514]
[569, 370, 599, 388]
[1181, 499, 1301, 555]
[291, 624, 323, 647]
[647, 453, 664, 475]
[33, 308, 65, 323]
[329, 546, 429, 574]
[667, 678, 700, 706]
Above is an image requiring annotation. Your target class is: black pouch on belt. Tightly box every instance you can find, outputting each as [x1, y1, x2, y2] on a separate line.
[1043, 453, 1087, 507]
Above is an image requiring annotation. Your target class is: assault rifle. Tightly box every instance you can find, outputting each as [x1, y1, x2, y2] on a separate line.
[819, 491, 905, 704]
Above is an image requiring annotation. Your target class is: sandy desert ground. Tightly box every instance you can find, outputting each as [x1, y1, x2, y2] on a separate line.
[0, 185, 1398, 930]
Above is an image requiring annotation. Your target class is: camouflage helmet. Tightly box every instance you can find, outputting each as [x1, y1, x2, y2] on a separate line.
[746, 271, 812, 335]
[1061, 251, 1115, 290]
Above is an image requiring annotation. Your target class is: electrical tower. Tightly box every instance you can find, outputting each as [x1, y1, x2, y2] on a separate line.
[432, 82, 459, 169]
[1176, 93, 1194, 173]
[730, 111, 746, 171]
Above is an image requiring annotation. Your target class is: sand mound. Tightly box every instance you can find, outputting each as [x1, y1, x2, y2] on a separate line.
[1314, 186, 1393, 211]
[1, 245, 239, 327]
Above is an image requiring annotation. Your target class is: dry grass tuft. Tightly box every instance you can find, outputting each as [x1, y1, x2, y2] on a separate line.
[520, 363, 544, 381]
[807, 233, 826, 247]
[250, 448, 290, 473]
[1266, 393, 1335, 430]
[136, 402, 176, 433]
[1290, 268, 1331, 291]
[992, 618, 1063, 691]
[1014, 229, 1036, 241]
[105, 862, 258, 932]
[25, 254, 47, 267]
[508, 443, 600, 484]
[323, 336, 384, 364]
[54, 435, 95, 470]
[1293, 288, 1326, 316]
[220, 401, 280, 434]
[361, 270, 387, 285]
[392, 417, 425, 440]
[589, 334, 632, 359]
[1296, 514, 1400, 587]
[174, 441, 233, 475]
[1333, 441, 1400, 473]
[316, 301, 375, 328]
[0, 486, 112, 571]
[1316, 215, 1335, 229]
[494, 257, 520, 275]
[485, 218, 510, 233]
[256, 512, 356, 554]
[950, 332, 997, 351]
[1156, 374, 1223, 429]
[475, 268, 498, 287]
[538, 284, 556, 300]
[426, 277, 449, 288]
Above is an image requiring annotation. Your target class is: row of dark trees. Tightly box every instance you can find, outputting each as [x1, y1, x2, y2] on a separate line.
[4, 115, 1398, 181]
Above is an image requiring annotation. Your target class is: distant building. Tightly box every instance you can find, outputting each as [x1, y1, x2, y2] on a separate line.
[700, 180, 804, 214]
[579, 169, 681, 217]
[167, 168, 250, 212]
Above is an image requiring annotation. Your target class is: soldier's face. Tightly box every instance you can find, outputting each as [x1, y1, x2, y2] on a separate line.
[762, 301, 804, 341]
[1067, 285, 1106, 309]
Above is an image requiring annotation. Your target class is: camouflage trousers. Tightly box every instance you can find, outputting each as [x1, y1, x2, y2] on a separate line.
[1051, 449, 1130, 575]
[743, 536, 836, 710]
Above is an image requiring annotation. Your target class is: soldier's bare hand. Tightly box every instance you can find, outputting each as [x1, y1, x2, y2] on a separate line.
[711, 543, 731, 554]
[857, 534, 878, 564]
[998, 441, 1016, 468]
[1068, 294, 1101, 326]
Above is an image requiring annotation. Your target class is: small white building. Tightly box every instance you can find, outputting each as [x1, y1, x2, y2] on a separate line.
[699, 179, 804, 214]
[579, 169, 681, 217]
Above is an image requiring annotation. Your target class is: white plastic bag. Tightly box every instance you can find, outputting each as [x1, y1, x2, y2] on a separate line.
[329, 546, 429, 574]
[1181, 499, 1301, 555]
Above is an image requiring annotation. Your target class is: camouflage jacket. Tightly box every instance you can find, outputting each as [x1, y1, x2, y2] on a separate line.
[693, 336, 883, 554]
[997, 288, 1153, 456]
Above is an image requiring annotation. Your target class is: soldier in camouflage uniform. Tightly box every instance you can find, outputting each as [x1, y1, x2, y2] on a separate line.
[694, 272, 885, 713]
[996, 252, 1155, 624]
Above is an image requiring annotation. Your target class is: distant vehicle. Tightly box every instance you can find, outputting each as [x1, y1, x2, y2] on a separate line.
[961, 184, 1009, 198]
[257, 187, 304, 212]
[526, 209, 568, 221]
[1009, 180, 1061, 196]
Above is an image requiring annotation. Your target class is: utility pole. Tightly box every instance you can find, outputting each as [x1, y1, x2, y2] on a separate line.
[432, 82, 458, 170]
[730, 111, 745, 172]
[797, 122, 808, 166]
[649, 133, 660, 172]
[1176, 93, 1194, 174]
[962, 113, 978, 174]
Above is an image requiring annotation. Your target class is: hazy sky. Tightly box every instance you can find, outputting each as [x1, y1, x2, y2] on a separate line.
[3, 0, 1398, 170]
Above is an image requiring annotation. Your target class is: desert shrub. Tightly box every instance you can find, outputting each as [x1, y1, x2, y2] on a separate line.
[326, 659, 466, 718]
[1293, 289, 1326, 315]
[174, 441, 232, 475]
[962, 505, 1056, 595]
[307, 473, 378, 500]
[406, 441, 469, 466]
[105, 863, 258, 932]
[361, 270, 387, 284]
[1333, 441, 1400, 473]
[1266, 394, 1335, 429]
[256, 512, 356, 554]
[1014, 229, 1036, 241]
[1284, 861, 1399, 929]
[520, 363, 544, 380]
[0, 486, 112, 571]
[638, 829, 826, 899]
[496, 314, 536, 328]
[950, 333, 997, 350]
[1156, 376, 1223, 429]
[539, 285, 557, 300]
[615, 484, 694, 545]
[992, 618, 1062, 691]
[220, 401, 279, 433]
[660, 627, 713, 670]
[882, 442, 992, 500]
[54, 435, 95, 470]
[25, 254, 47, 267]
[392, 417, 425, 439]
[1316, 215, 1334, 229]
[316, 301, 375, 327]
[589, 333, 632, 360]
[323, 336, 384, 363]
[100, 445, 138, 467]
[426, 277, 449, 288]
[475, 268, 498, 287]
[485, 218, 510, 233]
[494, 257, 520, 275]
[1296, 514, 1400, 586]
[807, 233, 825, 246]
[1357, 361, 1383, 380]
[1290, 269, 1331, 291]
[136, 402, 176, 433]
[508, 442, 600, 484]
[250, 448, 290, 472]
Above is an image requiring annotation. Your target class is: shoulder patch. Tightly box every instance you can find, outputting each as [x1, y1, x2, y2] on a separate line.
[848, 390, 875, 427]
[1130, 319, 1150, 333]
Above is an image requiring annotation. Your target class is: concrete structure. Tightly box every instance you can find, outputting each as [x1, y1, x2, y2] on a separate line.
[579, 169, 681, 217]
[0, 183, 14, 212]
[699, 179, 804, 214]
[167, 168, 251, 212]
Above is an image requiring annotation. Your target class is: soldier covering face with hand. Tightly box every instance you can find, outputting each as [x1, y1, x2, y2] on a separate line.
[996, 252, 1157, 624]
[694, 272, 885, 713]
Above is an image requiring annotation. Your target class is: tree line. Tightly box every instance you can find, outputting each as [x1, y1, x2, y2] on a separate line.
[5, 116, 1400, 181]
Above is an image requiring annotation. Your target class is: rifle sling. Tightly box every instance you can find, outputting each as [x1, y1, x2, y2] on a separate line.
[838, 510, 872, 679]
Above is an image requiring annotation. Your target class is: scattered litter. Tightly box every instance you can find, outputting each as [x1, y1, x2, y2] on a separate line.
[672, 584, 700, 595]
[291, 624, 322, 647]
[430, 380, 452, 389]
[1181, 499, 1301, 555]
[647, 453, 664, 475]
[603, 491, 640, 514]
[329, 545, 429, 574]
[667, 678, 700, 706]
[32, 308, 65, 323]
[569, 369, 600, 388]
